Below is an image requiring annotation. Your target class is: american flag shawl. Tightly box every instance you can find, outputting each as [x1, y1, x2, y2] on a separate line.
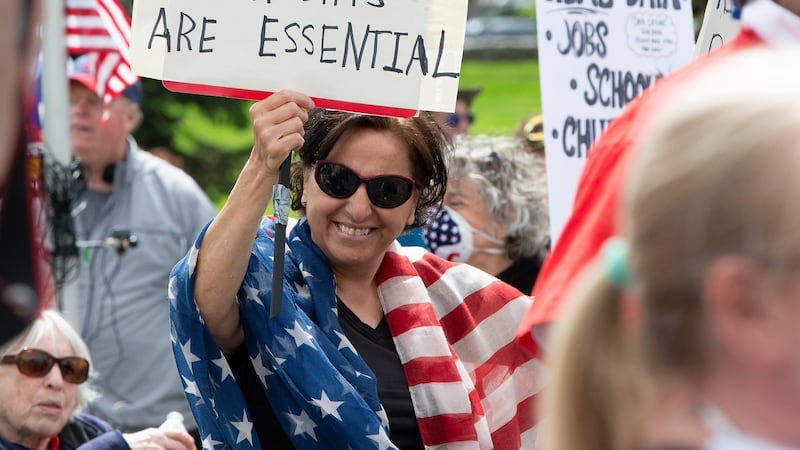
[170, 217, 542, 449]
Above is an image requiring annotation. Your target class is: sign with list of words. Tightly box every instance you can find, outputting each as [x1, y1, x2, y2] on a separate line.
[536, 0, 695, 244]
[130, 0, 468, 117]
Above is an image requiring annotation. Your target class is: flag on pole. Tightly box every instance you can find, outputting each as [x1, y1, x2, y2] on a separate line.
[64, 0, 137, 100]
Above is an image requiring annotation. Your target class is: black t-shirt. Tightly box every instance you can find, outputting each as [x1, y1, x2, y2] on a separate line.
[497, 255, 543, 294]
[226, 299, 423, 449]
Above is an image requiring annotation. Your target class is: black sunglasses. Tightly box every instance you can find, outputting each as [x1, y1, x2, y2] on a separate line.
[314, 160, 415, 209]
[1, 348, 90, 384]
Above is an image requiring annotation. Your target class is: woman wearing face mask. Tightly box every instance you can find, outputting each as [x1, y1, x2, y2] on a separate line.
[424, 136, 550, 294]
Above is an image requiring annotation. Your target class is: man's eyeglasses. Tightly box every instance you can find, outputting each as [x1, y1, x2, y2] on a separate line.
[447, 112, 474, 128]
[314, 161, 415, 209]
[1, 348, 90, 384]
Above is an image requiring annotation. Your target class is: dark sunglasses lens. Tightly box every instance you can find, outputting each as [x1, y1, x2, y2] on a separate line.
[59, 358, 90, 384]
[447, 113, 474, 127]
[368, 177, 412, 208]
[447, 114, 459, 127]
[17, 349, 89, 384]
[317, 163, 358, 198]
[18, 350, 54, 377]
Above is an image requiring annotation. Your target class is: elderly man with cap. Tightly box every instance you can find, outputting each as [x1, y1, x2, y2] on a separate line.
[68, 54, 216, 445]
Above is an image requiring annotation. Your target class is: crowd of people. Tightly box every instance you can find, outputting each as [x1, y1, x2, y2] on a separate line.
[4, 0, 800, 449]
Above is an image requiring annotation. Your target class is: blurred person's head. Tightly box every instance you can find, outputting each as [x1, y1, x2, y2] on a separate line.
[0, 310, 99, 449]
[424, 135, 549, 280]
[431, 87, 481, 137]
[68, 55, 142, 190]
[542, 47, 800, 450]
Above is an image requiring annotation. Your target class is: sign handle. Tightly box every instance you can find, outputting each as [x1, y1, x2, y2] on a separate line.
[270, 154, 292, 317]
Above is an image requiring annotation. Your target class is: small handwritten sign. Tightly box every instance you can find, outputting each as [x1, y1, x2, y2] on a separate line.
[130, 0, 468, 116]
[536, 0, 695, 244]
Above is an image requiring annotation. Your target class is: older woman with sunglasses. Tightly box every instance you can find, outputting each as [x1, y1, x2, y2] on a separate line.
[169, 91, 541, 450]
[0, 309, 196, 450]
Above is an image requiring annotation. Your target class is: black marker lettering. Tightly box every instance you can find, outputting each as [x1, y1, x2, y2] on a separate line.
[199, 17, 216, 53]
[177, 12, 196, 51]
[148, 8, 171, 52]
[382, 32, 407, 74]
[320, 25, 339, 64]
[259, 16, 279, 57]
[432, 29, 459, 78]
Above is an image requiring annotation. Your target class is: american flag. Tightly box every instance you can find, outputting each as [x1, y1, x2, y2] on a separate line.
[169, 218, 542, 449]
[64, 0, 138, 99]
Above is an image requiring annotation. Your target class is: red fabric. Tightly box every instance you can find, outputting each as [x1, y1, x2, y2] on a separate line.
[515, 29, 764, 355]
[47, 436, 60, 450]
[376, 248, 541, 449]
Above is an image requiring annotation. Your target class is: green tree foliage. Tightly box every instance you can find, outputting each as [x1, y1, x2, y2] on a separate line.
[133, 79, 254, 206]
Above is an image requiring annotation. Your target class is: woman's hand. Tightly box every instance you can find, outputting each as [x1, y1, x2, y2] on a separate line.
[122, 427, 197, 450]
[249, 90, 315, 174]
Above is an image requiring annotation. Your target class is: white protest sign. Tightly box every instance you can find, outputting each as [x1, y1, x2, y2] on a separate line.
[536, 0, 695, 244]
[694, 0, 740, 57]
[130, 0, 468, 116]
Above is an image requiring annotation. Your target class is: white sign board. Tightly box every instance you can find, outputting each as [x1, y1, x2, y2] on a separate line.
[130, 0, 468, 116]
[536, 0, 695, 244]
[694, 0, 740, 57]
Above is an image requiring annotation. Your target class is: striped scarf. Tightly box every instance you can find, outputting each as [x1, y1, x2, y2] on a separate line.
[170, 218, 541, 449]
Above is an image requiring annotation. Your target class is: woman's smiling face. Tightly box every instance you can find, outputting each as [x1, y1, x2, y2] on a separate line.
[303, 127, 418, 275]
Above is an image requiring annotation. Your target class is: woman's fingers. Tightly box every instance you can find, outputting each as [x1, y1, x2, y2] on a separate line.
[162, 429, 198, 449]
[250, 90, 315, 172]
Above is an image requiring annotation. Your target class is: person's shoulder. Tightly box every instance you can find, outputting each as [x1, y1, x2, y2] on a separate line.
[132, 147, 214, 204]
[135, 148, 196, 183]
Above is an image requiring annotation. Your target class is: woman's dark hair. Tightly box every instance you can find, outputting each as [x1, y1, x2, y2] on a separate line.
[290, 109, 451, 228]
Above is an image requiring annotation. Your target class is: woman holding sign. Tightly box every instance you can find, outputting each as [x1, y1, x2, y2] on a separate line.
[168, 91, 540, 449]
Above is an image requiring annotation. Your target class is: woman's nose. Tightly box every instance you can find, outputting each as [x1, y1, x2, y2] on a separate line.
[43, 365, 65, 389]
[345, 184, 372, 220]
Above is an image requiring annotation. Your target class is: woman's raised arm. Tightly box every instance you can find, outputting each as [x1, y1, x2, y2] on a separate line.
[193, 90, 314, 353]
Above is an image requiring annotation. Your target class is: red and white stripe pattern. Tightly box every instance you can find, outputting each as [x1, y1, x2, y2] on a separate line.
[377, 244, 543, 449]
[65, 0, 137, 100]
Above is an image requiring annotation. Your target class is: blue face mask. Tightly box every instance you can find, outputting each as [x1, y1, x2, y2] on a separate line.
[423, 206, 504, 262]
